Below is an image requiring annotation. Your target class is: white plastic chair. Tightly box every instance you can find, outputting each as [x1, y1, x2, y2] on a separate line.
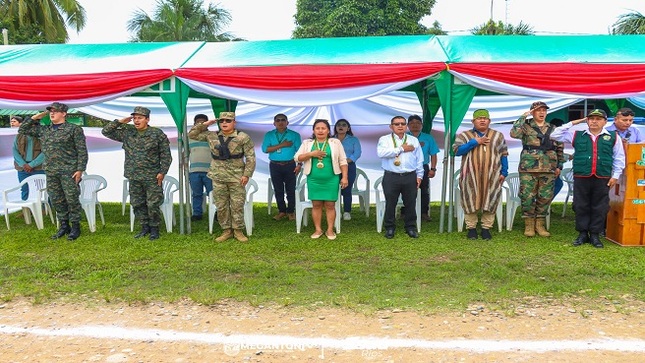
[561, 167, 574, 217]
[121, 178, 129, 215]
[373, 176, 421, 233]
[504, 173, 550, 230]
[79, 174, 107, 233]
[267, 171, 303, 215]
[351, 167, 371, 217]
[3, 174, 52, 230]
[454, 169, 504, 232]
[208, 178, 259, 236]
[130, 175, 179, 233]
[294, 177, 341, 234]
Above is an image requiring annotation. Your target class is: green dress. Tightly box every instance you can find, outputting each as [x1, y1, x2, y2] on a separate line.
[307, 142, 339, 201]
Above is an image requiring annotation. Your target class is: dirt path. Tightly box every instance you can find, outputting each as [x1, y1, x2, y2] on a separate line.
[1, 297, 644, 362]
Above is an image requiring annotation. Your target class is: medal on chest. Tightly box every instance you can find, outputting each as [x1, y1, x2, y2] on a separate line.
[315, 139, 328, 168]
[392, 133, 406, 166]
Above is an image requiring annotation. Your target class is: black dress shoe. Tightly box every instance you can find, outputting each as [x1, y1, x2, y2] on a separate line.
[406, 229, 419, 238]
[467, 228, 478, 240]
[589, 233, 604, 248]
[480, 228, 492, 240]
[384, 229, 395, 239]
[573, 231, 589, 246]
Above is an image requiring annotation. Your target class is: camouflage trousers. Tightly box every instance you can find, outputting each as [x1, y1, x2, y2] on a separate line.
[213, 180, 246, 230]
[46, 172, 81, 223]
[130, 179, 163, 227]
[519, 172, 556, 218]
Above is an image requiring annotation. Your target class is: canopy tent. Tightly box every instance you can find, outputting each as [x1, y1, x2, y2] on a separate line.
[2, 35, 645, 234]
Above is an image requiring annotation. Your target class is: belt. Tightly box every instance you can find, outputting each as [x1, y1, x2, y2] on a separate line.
[384, 170, 415, 176]
[270, 160, 295, 165]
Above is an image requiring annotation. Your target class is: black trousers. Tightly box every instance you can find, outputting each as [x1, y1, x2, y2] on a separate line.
[270, 161, 297, 213]
[573, 176, 610, 234]
[383, 171, 418, 231]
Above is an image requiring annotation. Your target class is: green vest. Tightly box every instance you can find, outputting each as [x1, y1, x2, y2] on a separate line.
[572, 131, 616, 177]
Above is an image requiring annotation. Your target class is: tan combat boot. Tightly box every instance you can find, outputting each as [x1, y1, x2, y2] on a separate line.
[215, 229, 233, 242]
[233, 229, 248, 242]
[535, 218, 551, 237]
[523, 217, 536, 237]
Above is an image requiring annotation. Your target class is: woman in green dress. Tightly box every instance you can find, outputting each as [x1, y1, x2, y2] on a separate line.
[295, 119, 349, 239]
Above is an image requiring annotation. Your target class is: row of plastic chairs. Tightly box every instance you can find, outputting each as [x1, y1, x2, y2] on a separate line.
[268, 168, 371, 218]
[453, 168, 574, 232]
[3, 174, 107, 232]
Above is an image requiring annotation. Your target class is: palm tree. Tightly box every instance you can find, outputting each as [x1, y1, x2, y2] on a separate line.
[612, 11, 645, 34]
[127, 0, 237, 42]
[2, 0, 86, 43]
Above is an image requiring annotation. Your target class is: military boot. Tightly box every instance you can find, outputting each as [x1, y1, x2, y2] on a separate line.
[215, 229, 233, 242]
[149, 226, 160, 240]
[523, 217, 536, 237]
[134, 224, 150, 238]
[535, 218, 551, 237]
[51, 220, 71, 239]
[67, 222, 81, 241]
[233, 229, 248, 242]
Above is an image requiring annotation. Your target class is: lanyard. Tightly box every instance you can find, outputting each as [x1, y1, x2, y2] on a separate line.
[391, 133, 407, 147]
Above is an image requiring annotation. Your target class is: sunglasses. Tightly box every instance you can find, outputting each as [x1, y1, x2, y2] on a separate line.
[219, 119, 234, 123]
[391, 122, 407, 126]
[619, 111, 635, 117]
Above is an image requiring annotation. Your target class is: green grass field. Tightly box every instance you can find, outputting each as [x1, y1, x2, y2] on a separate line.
[1, 202, 643, 313]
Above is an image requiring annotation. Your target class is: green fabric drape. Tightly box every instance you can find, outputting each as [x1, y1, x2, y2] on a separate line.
[434, 71, 477, 154]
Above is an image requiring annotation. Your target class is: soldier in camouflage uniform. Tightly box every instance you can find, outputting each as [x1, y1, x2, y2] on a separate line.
[510, 101, 565, 237]
[18, 102, 88, 240]
[188, 111, 256, 242]
[102, 106, 172, 240]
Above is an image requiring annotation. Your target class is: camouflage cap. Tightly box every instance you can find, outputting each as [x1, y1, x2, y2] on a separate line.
[587, 109, 607, 119]
[131, 106, 151, 117]
[531, 101, 550, 110]
[219, 111, 235, 120]
[46, 102, 69, 112]
[473, 109, 490, 119]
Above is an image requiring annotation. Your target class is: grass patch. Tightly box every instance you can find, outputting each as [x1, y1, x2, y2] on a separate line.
[1, 202, 643, 313]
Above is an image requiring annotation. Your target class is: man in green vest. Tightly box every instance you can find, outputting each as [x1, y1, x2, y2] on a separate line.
[550, 109, 625, 248]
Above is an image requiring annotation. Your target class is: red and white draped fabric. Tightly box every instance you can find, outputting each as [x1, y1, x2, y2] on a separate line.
[0, 42, 203, 109]
[449, 63, 645, 99]
[176, 63, 446, 106]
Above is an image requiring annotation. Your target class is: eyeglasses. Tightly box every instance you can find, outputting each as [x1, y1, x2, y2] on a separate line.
[619, 111, 635, 117]
[391, 122, 407, 126]
[219, 119, 234, 123]
[275, 118, 287, 122]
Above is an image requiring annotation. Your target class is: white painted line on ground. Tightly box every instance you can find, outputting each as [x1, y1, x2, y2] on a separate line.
[2, 324, 645, 352]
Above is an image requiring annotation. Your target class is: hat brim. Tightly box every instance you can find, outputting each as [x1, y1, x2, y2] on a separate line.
[131, 112, 148, 116]
[46, 107, 66, 112]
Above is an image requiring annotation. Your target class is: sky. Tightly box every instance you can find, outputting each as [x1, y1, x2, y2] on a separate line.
[66, 0, 645, 44]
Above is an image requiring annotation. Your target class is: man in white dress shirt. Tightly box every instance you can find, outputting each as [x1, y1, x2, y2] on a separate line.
[376, 116, 424, 239]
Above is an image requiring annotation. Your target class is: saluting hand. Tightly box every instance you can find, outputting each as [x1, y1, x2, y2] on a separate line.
[119, 116, 132, 124]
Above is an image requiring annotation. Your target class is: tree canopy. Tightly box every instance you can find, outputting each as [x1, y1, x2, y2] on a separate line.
[612, 11, 645, 34]
[293, 0, 436, 38]
[471, 20, 534, 35]
[127, 0, 239, 42]
[1, 0, 86, 43]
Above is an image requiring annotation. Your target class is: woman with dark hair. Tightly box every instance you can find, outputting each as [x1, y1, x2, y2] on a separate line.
[333, 119, 362, 220]
[295, 119, 349, 239]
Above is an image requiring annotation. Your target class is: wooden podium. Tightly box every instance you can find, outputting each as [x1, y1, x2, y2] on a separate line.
[606, 143, 645, 246]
